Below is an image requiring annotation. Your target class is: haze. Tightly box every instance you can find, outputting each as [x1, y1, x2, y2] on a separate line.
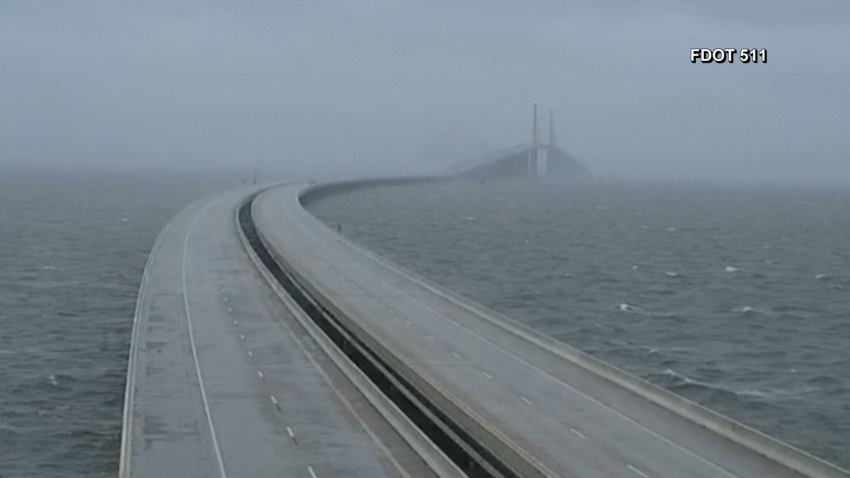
[2, 1, 848, 183]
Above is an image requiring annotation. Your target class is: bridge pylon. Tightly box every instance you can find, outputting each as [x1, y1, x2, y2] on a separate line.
[528, 102, 540, 178]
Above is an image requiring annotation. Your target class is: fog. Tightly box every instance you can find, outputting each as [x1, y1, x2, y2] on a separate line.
[2, 1, 849, 183]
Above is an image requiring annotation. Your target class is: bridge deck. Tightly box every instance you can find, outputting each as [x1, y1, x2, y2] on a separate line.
[121, 188, 429, 478]
[254, 183, 808, 478]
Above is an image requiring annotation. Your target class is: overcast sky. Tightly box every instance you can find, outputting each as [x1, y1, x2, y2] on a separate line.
[1, 1, 849, 182]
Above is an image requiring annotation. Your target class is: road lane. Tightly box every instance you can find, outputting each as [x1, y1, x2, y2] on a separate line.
[123, 187, 428, 478]
[254, 183, 812, 478]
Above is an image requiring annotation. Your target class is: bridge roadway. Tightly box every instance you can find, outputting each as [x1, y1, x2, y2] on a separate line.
[120, 187, 450, 478]
[253, 182, 817, 478]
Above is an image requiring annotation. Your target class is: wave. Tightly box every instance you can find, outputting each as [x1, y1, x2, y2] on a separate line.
[732, 306, 770, 315]
[617, 302, 677, 319]
[653, 369, 816, 401]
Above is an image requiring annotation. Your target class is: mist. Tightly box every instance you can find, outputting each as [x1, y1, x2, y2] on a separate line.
[2, 1, 849, 184]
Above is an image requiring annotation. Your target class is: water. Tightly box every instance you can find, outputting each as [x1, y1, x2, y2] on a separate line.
[309, 180, 850, 469]
[2, 174, 847, 475]
[0, 170, 235, 477]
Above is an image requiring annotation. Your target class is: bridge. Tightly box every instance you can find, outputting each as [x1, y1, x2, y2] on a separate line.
[119, 130, 848, 478]
[447, 103, 590, 181]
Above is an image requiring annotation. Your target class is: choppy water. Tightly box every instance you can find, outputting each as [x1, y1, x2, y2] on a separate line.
[309, 180, 850, 469]
[0, 170, 234, 477]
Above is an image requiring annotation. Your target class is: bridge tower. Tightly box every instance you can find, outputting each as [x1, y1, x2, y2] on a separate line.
[528, 102, 540, 178]
[549, 109, 556, 146]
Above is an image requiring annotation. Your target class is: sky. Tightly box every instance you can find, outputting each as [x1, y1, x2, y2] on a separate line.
[1, 1, 849, 183]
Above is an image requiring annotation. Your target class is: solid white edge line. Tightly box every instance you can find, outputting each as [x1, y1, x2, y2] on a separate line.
[182, 201, 229, 478]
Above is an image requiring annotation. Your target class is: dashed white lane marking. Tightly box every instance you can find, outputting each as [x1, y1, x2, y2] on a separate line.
[520, 396, 533, 406]
[228, 307, 232, 313]
[307, 466, 318, 478]
[452, 351, 461, 358]
[286, 426, 295, 439]
[257, 371, 264, 380]
[570, 428, 587, 440]
[233, 320, 239, 326]
[426, 335, 435, 341]
[239, 334, 245, 341]
[223, 296, 228, 302]
[482, 372, 493, 380]
[628, 464, 649, 478]
[247, 350, 253, 358]
[270, 395, 280, 410]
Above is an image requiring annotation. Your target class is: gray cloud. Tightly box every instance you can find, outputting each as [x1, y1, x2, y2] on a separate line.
[1, 1, 849, 183]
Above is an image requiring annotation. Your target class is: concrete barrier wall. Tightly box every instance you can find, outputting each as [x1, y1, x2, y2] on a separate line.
[294, 178, 850, 478]
[299, 176, 445, 206]
[252, 197, 557, 478]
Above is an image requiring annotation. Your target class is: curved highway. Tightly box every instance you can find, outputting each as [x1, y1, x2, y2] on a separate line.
[252, 182, 841, 478]
[121, 181, 849, 478]
[120, 187, 445, 478]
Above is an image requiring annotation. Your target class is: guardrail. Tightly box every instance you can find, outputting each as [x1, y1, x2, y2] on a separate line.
[296, 177, 850, 478]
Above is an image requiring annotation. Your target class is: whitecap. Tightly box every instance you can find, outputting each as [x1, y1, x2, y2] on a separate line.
[662, 368, 696, 384]
[121, 217, 129, 223]
[618, 302, 672, 318]
[815, 274, 826, 280]
[665, 271, 679, 277]
[48, 374, 58, 386]
[666, 227, 676, 232]
[738, 389, 769, 398]
[725, 266, 739, 273]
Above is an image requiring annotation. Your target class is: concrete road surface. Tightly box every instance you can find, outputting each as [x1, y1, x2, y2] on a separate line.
[121, 187, 435, 478]
[253, 183, 813, 478]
